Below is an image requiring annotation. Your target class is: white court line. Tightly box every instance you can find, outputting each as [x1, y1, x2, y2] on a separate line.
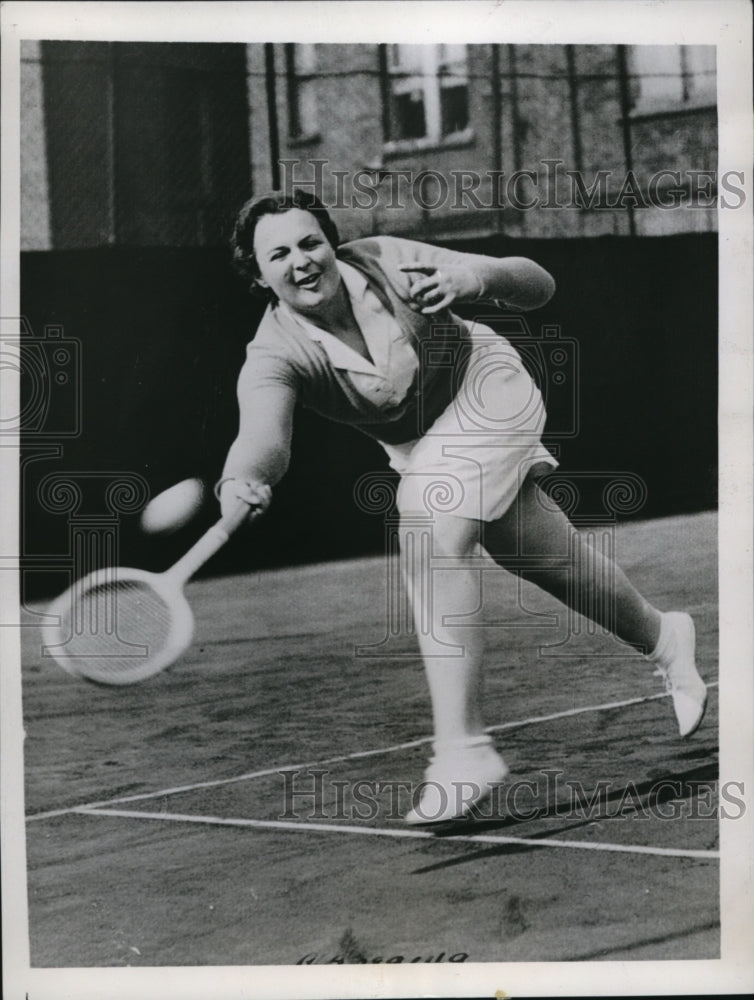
[27, 681, 718, 823]
[72, 806, 719, 861]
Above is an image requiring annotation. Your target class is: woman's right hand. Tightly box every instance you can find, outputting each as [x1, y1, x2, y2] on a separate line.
[218, 477, 272, 523]
[400, 263, 483, 314]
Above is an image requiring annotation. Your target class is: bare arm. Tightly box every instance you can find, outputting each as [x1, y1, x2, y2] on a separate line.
[222, 381, 296, 487]
[218, 372, 297, 520]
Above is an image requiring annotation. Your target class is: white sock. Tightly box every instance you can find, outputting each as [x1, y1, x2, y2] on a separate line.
[431, 734, 493, 759]
[647, 612, 674, 666]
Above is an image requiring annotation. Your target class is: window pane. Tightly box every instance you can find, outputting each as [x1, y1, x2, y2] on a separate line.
[393, 89, 427, 139]
[298, 79, 319, 134]
[685, 45, 716, 101]
[288, 43, 318, 138]
[631, 45, 684, 105]
[440, 83, 469, 135]
[391, 44, 424, 73]
[438, 43, 467, 75]
[295, 43, 317, 73]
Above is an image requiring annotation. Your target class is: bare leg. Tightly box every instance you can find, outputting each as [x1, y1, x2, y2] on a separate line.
[397, 474, 704, 823]
[483, 474, 662, 653]
[481, 474, 704, 737]
[400, 474, 662, 744]
[399, 512, 486, 743]
[400, 511, 510, 822]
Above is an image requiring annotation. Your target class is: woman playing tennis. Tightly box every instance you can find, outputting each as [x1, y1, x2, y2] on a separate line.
[218, 189, 706, 824]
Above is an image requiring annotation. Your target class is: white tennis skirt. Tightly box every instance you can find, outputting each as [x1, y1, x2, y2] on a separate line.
[382, 324, 557, 522]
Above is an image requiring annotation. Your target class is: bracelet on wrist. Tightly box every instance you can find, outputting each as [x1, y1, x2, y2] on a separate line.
[214, 477, 261, 501]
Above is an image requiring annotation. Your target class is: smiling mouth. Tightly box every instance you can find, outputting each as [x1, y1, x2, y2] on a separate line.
[295, 272, 321, 290]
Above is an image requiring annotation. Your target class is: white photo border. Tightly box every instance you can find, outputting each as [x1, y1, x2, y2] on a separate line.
[2, 2, 752, 998]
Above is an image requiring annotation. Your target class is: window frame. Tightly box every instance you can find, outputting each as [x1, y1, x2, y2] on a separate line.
[380, 43, 474, 155]
[627, 44, 717, 118]
[285, 42, 321, 145]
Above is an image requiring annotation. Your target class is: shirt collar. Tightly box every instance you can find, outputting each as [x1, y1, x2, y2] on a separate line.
[276, 265, 379, 375]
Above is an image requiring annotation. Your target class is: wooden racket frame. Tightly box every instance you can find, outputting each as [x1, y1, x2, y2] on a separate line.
[42, 501, 251, 685]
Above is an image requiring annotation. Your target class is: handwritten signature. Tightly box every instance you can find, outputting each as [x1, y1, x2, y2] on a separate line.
[297, 951, 469, 964]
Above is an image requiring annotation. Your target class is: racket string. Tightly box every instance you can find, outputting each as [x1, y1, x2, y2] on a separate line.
[49, 579, 175, 682]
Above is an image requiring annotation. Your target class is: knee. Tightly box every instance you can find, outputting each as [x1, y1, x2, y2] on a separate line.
[399, 514, 480, 561]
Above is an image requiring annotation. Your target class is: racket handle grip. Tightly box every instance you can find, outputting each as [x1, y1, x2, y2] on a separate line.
[218, 498, 259, 535]
[165, 500, 250, 584]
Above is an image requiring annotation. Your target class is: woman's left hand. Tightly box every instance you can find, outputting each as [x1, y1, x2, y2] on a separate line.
[400, 264, 482, 314]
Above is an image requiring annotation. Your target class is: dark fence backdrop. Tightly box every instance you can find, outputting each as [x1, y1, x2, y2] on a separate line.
[20, 233, 717, 600]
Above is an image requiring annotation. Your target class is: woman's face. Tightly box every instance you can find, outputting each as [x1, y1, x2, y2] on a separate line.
[253, 208, 341, 315]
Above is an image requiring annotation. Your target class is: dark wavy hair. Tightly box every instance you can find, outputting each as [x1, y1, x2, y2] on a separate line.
[230, 189, 340, 298]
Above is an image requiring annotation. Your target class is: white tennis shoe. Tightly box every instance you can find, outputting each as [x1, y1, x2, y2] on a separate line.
[649, 612, 707, 737]
[404, 736, 508, 825]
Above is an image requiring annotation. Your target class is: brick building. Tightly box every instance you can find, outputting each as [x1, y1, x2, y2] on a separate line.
[251, 42, 718, 241]
[21, 41, 718, 250]
[17, 39, 720, 589]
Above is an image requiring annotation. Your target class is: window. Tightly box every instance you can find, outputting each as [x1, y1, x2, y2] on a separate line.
[286, 43, 319, 142]
[382, 43, 470, 147]
[437, 44, 470, 135]
[629, 45, 716, 111]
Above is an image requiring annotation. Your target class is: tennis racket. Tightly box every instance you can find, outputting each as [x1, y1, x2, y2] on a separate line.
[42, 500, 252, 685]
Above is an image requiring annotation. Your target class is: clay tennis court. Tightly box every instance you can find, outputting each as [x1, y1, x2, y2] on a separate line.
[22, 510, 719, 967]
